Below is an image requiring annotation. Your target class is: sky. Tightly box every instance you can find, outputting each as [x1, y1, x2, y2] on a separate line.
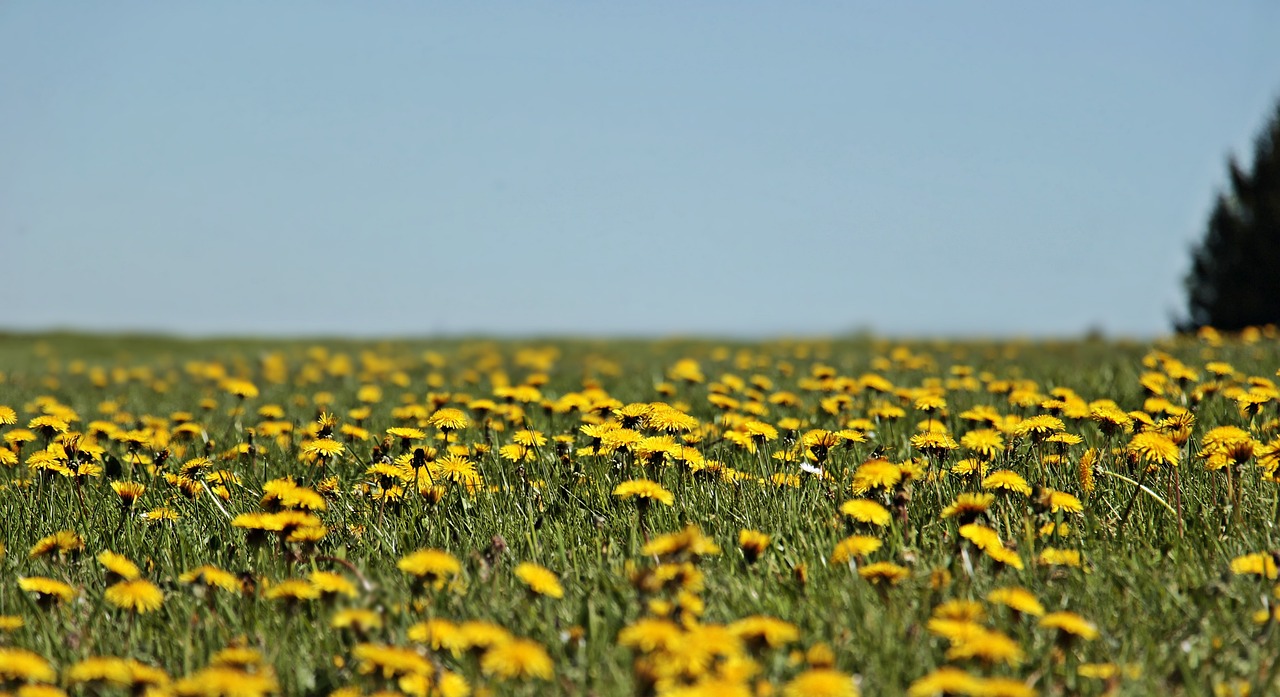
[2, 2, 1279, 339]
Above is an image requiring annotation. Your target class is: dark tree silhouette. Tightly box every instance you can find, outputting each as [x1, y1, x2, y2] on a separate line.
[1182, 98, 1280, 332]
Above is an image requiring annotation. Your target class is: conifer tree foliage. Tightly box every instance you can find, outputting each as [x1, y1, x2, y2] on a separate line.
[1182, 98, 1280, 332]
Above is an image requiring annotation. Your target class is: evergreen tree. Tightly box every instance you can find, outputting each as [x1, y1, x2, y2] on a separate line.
[1182, 98, 1280, 331]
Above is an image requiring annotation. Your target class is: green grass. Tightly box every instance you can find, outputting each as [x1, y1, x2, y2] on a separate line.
[1, 331, 1278, 696]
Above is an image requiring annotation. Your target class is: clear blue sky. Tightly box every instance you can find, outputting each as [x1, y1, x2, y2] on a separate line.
[3, 2, 1279, 337]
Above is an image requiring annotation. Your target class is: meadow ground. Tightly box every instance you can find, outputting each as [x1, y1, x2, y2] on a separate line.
[1, 330, 1279, 697]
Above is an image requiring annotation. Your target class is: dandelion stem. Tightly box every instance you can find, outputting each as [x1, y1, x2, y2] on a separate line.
[202, 483, 233, 521]
[1103, 468, 1175, 534]
[1172, 465, 1184, 538]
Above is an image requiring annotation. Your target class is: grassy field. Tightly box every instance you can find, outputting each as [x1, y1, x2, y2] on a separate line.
[1, 329, 1279, 697]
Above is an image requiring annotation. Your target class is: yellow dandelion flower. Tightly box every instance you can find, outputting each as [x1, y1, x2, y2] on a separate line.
[950, 458, 989, 478]
[428, 408, 470, 431]
[805, 642, 837, 670]
[741, 420, 778, 441]
[914, 395, 947, 413]
[386, 426, 426, 441]
[839, 499, 892, 527]
[986, 587, 1045, 616]
[398, 548, 462, 589]
[668, 358, 705, 383]
[408, 618, 463, 653]
[1200, 426, 1256, 464]
[931, 600, 984, 623]
[910, 431, 959, 455]
[738, 529, 772, 564]
[984, 545, 1025, 570]
[1040, 611, 1099, 640]
[961, 429, 1005, 460]
[0, 647, 57, 683]
[456, 620, 514, 651]
[1079, 447, 1098, 495]
[945, 627, 1024, 666]
[868, 402, 906, 420]
[5, 428, 37, 447]
[110, 481, 146, 506]
[221, 379, 259, 399]
[926, 618, 983, 643]
[1038, 547, 1082, 568]
[29, 530, 84, 559]
[96, 550, 141, 581]
[499, 444, 534, 462]
[515, 562, 564, 599]
[28, 415, 69, 437]
[1014, 415, 1065, 440]
[512, 429, 547, 447]
[1078, 663, 1120, 680]
[975, 676, 1036, 697]
[1045, 432, 1083, 449]
[210, 646, 264, 669]
[174, 665, 278, 696]
[858, 562, 910, 585]
[642, 525, 722, 559]
[907, 667, 983, 697]
[851, 459, 902, 494]
[66, 656, 132, 686]
[783, 668, 859, 697]
[646, 406, 700, 433]
[1230, 552, 1279, 580]
[260, 479, 327, 511]
[104, 579, 164, 613]
[480, 638, 553, 681]
[303, 437, 345, 460]
[331, 608, 383, 633]
[1090, 405, 1133, 434]
[1039, 488, 1084, 514]
[982, 470, 1031, 496]
[940, 493, 994, 521]
[179, 565, 241, 593]
[18, 576, 76, 605]
[958, 523, 1003, 552]
[309, 571, 357, 599]
[630, 561, 705, 595]
[351, 643, 433, 679]
[830, 535, 883, 564]
[619, 618, 683, 653]
[432, 454, 478, 485]
[262, 578, 320, 603]
[730, 615, 800, 649]
[432, 670, 471, 697]
[612, 479, 674, 506]
[1126, 431, 1179, 468]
